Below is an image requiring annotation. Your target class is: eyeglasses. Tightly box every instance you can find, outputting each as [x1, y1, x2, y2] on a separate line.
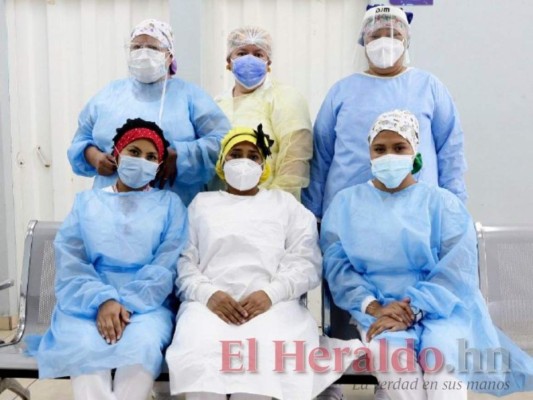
[129, 43, 168, 52]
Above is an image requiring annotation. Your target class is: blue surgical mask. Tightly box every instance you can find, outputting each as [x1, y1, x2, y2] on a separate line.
[231, 55, 267, 90]
[117, 155, 159, 189]
[371, 154, 413, 189]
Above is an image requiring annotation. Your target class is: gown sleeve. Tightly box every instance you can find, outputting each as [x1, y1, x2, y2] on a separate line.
[263, 87, 313, 201]
[431, 77, 468, 203]
[54, 194, 120, 318]
[262, 197, 321, 305]
[118, 194, 189, 313]
[175, 199, 220, 305]
[67, 97, 100, 177]
[301, 87, 337, 218]
[320, 191, 382, 320]
[405, 191, 478, 318]
[173, 85, 231, 185]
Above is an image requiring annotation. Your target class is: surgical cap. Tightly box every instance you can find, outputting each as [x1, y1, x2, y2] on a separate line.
[215, 126, 273, 183]
[131, 19, 177, 74]
[368, 110, 419, 152]
[226, 26, 273, 59]
[131, 19, 174, 53]
[359, 5, 411, 46]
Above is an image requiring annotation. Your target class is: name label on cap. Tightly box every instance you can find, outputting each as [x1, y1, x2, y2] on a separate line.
[375, 7, 391, 13]
[391, 0, 433, 4]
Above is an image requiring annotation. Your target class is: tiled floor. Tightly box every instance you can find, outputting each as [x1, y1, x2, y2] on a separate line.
[1, 380, 532, 400]
[2, 329, 531, 400]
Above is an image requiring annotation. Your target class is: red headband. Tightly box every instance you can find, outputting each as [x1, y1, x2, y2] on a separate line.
[113, 128, 165, 162]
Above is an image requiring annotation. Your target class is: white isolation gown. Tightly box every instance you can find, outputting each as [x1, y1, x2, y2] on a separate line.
[166, 189, 359, 399]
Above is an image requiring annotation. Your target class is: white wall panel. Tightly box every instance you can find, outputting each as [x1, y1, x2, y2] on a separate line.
[6, 0, 169, 279]
[0, 0, 18, 316]
[192, 0, 366, 118]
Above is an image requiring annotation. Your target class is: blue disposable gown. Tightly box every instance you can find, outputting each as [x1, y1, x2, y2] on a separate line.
[68, 78, 231, 205]
[320, 182, 533, 395]
[27, 188, 188, 379]
[303, 68, 467, 218]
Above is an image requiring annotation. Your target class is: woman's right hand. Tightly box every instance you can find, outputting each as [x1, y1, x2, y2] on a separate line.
[96, 299, 131, 344]
[85, 146, 116, 176]
[366, 298, 414, 326]
[366, 315, 409, 342]
[207, 291, 248, 325]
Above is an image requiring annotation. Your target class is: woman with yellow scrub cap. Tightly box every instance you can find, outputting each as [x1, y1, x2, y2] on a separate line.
[303, 4, 467, 221]
[321, 110, 533, 400]
[68, 19, 230, 206]
[214, 26, 313, 201]
[166, 126, 360, 400]
[28, 118, 188, 400]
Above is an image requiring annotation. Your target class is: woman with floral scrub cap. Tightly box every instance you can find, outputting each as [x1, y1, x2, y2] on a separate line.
[27, 118, 188, 400]
[166, 125, 360, 400]
[303, 4, 467, 222]
[214, 26, 313, 201]
[320, 110, 533, 400]
[68, 19, 230, 206]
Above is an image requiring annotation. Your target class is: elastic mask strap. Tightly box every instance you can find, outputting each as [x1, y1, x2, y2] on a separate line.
[158, 72, 169, 126]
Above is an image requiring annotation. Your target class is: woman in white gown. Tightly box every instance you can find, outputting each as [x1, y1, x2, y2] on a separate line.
[166, 125, 359, 400]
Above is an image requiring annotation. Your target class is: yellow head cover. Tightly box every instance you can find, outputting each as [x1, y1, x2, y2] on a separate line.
[215, 125, 273, 183]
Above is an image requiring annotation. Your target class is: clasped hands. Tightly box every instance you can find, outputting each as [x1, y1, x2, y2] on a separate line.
[96, 299, 131, 345]
[365, 298, 416, 342]
[207, 290, 272, 325]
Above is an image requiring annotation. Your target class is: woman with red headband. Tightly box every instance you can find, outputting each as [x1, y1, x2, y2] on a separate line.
[28, 118, 188, 400]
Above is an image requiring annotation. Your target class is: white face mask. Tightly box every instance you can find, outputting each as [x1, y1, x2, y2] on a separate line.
[128, 48, 167, 83]
[366, 37, 405, 69]
[223, 158, 263, 191]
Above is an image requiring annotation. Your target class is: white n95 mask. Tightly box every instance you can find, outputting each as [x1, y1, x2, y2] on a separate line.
[366, 37, 405, 69]
[371, 154, 413, 189]
[223, 158, 263, 191]
[128, 48, 167, 83]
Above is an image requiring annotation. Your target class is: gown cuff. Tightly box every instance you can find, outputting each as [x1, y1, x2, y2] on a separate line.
[262, 281, 286, 305]
[196, 283, 219, 306]
[361, 295, 378, 314]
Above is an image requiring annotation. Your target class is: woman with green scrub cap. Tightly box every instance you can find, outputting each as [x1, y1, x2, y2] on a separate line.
[303, 4, 467, 222]
[214, 26, 313, 201]
[321, 110, 533, 400]
[68, 19, 230, 206]
[166, 126, 360, 400]
[28, 118, 189, 400]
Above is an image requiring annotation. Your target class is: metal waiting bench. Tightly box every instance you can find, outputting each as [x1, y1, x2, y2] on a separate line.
[322, 222, 533, 386]
[0, 220, 173, 399]
[1, 221, 533, 398]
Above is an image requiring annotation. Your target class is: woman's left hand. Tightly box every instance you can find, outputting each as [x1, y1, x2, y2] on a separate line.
[96, 300, 131, 344]
[153, 148, 177, 189]
[240, 290, 272, 322]
[366, 315, 409, 342]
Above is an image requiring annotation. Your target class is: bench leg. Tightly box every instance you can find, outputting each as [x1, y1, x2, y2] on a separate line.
[0, 377, 31, 400]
